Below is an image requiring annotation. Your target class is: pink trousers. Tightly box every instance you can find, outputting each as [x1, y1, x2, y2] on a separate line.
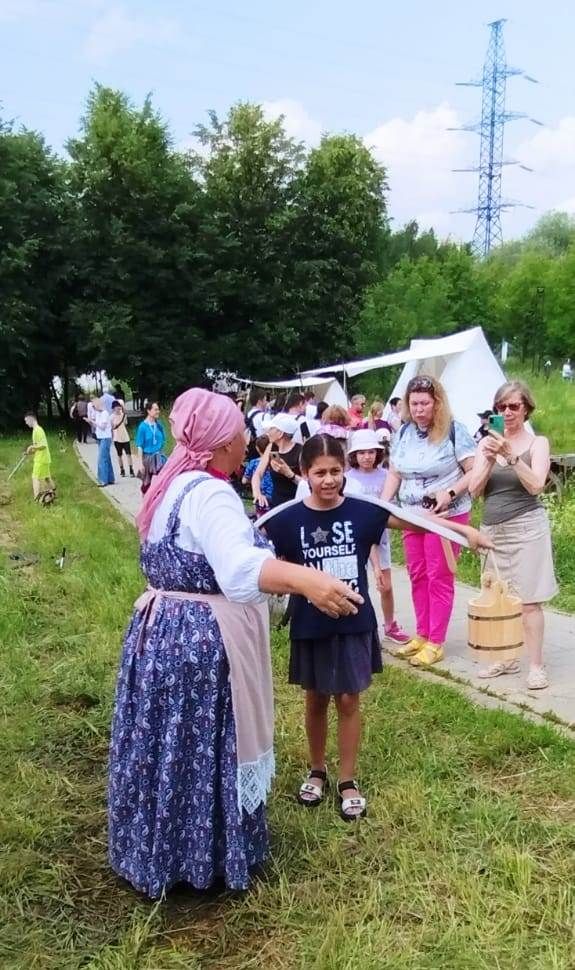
[402, 512, 469, 646]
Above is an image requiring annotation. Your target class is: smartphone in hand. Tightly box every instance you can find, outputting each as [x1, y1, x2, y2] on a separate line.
[488, 414, 505, 434]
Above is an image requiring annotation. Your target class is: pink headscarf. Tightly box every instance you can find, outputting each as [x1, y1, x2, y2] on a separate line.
[136, 388, 245, 540]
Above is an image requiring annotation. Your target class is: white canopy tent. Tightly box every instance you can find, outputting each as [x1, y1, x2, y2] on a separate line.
[303, 328, 507, 436]
[236, 374, 348, 409]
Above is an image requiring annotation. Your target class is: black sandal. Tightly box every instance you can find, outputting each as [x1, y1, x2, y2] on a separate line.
[337, 779, 367, 821]
[297, 768, 329, 807]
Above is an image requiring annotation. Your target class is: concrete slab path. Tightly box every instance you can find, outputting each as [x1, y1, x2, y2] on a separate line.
[76, 441, 575, 731]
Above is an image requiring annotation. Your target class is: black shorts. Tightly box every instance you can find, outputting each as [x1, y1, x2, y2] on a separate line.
[114, 441, 131, 457]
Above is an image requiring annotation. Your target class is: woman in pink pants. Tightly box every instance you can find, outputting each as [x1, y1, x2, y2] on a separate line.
[382, 375, 476, 667]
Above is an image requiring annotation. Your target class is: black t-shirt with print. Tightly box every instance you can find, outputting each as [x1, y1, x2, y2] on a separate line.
[264, 497, 389, 639]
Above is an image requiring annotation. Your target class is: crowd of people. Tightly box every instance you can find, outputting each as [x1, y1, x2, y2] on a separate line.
[20, 370, 558, 900]
[70, 387, 168, 492]
[102, 372, 557, 901]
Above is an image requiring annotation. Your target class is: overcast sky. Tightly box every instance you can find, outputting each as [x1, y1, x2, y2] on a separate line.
[2, 0, 574, 243]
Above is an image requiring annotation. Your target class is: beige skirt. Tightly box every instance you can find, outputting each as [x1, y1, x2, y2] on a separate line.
[480, 506, 557, 604]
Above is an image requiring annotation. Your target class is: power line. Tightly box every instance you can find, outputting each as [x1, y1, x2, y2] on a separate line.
[451, 19, 542, 257]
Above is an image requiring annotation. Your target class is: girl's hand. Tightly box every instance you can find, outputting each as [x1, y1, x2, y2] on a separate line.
[304, 572, 364, 619]
[270, 456, 293, 478]
[373, 568, 385, 592]
[256, 494, 269, 509]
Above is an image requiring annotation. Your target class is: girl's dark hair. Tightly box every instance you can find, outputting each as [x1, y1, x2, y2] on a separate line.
[300, 434, 346, 473]
[348, 448, 384, 469]
[316, 401, 329, 420]
[145, 401, 159, 414]
[255, 434, 269, 453]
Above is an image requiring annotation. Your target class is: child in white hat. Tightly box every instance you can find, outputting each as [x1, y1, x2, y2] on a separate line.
[346, 429, 410, 645]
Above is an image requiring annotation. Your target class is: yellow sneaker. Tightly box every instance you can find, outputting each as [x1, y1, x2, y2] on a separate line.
[394, 635, 425, 659]
[409, 642, 444, 667]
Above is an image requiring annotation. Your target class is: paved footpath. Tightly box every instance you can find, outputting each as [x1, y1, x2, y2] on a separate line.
[77, 442, 575, 731]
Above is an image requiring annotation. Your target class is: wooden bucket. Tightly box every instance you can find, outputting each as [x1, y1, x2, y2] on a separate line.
[468, 571, 523, 663]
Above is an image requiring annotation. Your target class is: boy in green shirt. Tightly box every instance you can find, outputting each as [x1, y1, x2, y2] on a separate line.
[24, 413, 55, 500]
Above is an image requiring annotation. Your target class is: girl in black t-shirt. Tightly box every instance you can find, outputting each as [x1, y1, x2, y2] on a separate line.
[263, 435, 490, 821]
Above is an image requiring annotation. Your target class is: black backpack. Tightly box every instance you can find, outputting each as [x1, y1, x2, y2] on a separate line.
[245, 409, 264, 461]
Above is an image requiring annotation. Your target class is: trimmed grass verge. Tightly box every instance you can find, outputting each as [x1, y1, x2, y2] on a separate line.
[1, 435, 575, 969]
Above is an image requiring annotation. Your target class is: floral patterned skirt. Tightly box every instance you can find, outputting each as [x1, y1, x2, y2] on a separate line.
[108, 600, 269, 898]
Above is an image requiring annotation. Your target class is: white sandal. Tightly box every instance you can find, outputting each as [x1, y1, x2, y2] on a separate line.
[297, 768, 328, 807]
[338, 779, 367, 821]
[526, 666, 549, 690]
[478, 658, 521, 679]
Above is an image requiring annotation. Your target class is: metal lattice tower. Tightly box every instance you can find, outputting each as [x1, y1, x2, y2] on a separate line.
[452, 19, 540, 257]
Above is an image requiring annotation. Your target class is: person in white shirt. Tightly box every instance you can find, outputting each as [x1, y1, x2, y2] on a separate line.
[562, 359, 572, 381]
[304, 390, 318, 422]
[245, 389, 267, 441]
[87, 395, 99, 440]
[285, 392, 310, 446]
[101, 389, 116, 412]
[93, 399, 115, 486]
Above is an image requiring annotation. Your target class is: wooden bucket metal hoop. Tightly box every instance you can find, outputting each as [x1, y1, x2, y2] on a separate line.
[467, 565, 523, 663]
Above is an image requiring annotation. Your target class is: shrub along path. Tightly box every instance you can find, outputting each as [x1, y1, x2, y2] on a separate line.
[2, 433, 575, 968]
[78, 440, 575, 731]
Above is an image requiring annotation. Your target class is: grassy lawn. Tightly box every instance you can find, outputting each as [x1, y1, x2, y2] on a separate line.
[2, 435, 575, 969]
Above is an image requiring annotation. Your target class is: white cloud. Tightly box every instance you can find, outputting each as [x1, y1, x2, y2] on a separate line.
[261, 99, 323, 146]
[364, 102, 472, 240]
[84, 5, 180, 64]
[517, 117, 575, 171]
[0, 0, 101, 21]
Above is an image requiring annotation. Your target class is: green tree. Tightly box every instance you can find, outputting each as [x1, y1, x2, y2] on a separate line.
[0, 117, 70, 425]
[545, 243, 575, 357]
[496, 250, 553, 362]
[67, 85, 205, 401]
[192, 103, 304, 377]
[288, 134, 388, 368]
[358, 255, 452, 358]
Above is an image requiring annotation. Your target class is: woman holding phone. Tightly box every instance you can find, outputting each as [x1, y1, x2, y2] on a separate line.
[469, 381, 556, 690]
[251, 414, 302, 510]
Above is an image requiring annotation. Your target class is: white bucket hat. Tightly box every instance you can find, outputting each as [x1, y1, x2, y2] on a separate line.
[265, 413, 299, 437]
[347, 429, 382, 454]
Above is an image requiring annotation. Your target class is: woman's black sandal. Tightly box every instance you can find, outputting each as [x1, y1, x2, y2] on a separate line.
[337, 779, 367, 821]
[297, 768, 329, 807]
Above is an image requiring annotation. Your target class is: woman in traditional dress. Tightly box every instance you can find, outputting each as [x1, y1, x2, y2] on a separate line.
[108, 389, 363, 899]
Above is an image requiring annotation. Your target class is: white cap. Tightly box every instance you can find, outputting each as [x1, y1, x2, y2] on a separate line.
[347, 429, 382, 454]
[266, 413, 299, 437]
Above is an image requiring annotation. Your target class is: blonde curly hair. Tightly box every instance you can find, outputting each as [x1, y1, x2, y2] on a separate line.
[401, 374, 453, 444]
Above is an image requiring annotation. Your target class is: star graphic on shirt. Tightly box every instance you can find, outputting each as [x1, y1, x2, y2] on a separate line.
[311, 526, 330, 545]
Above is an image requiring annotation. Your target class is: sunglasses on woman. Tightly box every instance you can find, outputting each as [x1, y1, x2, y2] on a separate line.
[495, 402, 523, 413]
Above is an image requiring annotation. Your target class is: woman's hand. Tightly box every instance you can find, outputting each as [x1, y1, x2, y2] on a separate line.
[26, 445, 35, 456]
[464, 526, 494, 552]
[255, 493, 269, 509]
[484, 431, 511, 459]
[270, 455, 293, 479]
[433, 489, 453, 513]
[304, 572, 364, 619]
